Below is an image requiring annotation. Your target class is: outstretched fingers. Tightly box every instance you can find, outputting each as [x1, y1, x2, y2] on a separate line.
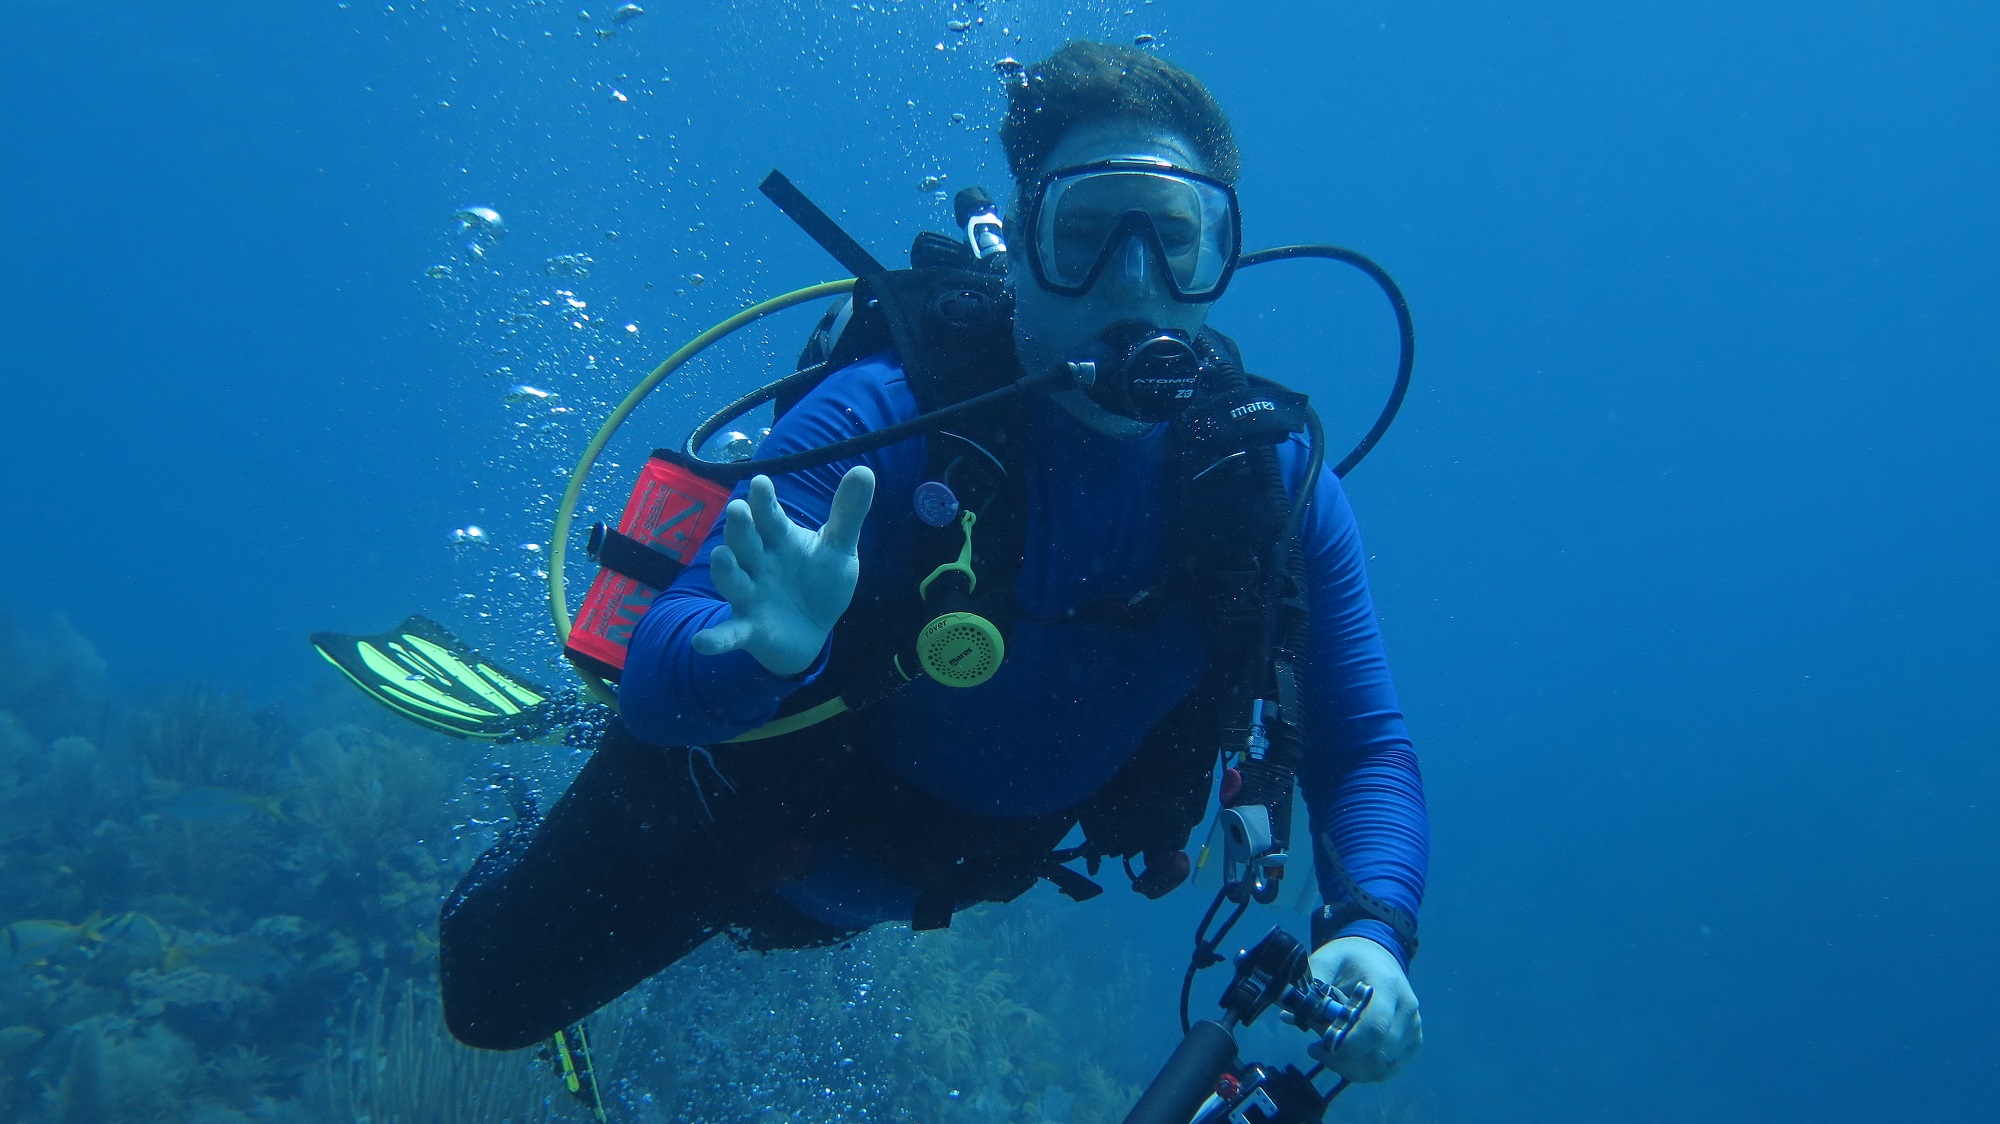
[745, 474, 796, 551]
[708, 544, 758, 605]
[818, 466, 876, 557]
[695, 548, 758, 656]
[721, 496, 768, 576]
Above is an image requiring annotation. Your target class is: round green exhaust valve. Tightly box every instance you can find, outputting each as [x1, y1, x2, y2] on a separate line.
[916, 612, 1004, 687]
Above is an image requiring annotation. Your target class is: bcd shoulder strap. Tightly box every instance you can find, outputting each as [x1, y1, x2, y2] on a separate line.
[725, 254, 1031, 734]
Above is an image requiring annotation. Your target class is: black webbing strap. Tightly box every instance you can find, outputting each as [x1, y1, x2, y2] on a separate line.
[759, 170, 888, 279]
[909, 855, 1105, 932]
[1310, 830, 1421, 959]
[587, 524, 687, 591]
[1041, 858, 1107, 903]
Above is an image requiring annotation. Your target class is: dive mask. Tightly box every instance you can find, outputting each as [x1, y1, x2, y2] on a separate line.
[1024, 159, 1241, 303]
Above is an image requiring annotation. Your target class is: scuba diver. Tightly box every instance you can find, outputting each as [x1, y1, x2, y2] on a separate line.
[427, 41, 1429, 1093]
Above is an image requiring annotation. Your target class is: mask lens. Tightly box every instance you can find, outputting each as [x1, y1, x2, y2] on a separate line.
[1036, 166, 1237, 298]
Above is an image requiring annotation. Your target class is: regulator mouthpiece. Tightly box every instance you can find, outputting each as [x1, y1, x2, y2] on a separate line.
[1085, 321, 1203, 422]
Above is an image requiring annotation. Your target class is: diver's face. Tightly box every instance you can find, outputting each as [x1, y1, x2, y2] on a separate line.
[1010, 123, 1216, 378]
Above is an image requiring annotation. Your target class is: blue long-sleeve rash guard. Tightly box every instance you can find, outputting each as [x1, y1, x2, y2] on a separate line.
[621, 352, 1430, 963]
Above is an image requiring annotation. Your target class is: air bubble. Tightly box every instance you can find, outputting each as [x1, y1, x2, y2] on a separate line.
[453, 206, 505, 260]
[707, 431, 758, 462]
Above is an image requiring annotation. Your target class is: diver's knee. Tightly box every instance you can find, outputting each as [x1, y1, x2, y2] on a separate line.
[442, 999, 542, 1052]
[439, 961, 550, 1052]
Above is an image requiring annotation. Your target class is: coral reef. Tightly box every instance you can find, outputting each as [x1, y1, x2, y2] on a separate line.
[0, 614, 476, 1123]
[0, 611, 1208, 1123]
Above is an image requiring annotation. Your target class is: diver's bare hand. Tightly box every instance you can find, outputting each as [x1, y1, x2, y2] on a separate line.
[692, 468, 874, 677]
[1307, 936, 1423, 1082]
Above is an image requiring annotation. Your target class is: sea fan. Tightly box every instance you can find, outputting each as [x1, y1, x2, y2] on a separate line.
[311, 975, 562, 1124]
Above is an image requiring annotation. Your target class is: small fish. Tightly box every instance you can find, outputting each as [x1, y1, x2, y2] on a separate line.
[611, 3, 643, 24]
[504, 384, 555, 403]
[424, 263, 455, 280]
[98, 912, 168, 958]
[75, 912, 176, 978]
[946, 19, 971, 32]
[154, 786, 293, 825]
[1134, 33, 1158, 46]
[411, 928, 440, 965]
[449, 525, 492, 548]
[917, 174, 947, 193]
[4, 911, 107, 965]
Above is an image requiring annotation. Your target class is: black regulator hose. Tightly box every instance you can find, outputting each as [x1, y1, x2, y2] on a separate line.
[680, 244, 1412, 486]
[682, 361, 1081, 481]
[1237, 244, 1414, 479]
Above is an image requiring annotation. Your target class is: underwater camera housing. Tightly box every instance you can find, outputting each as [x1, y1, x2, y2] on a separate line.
[1124, 926, 1372, 1124]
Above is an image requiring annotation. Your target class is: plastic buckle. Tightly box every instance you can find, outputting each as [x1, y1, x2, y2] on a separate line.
[966, 212, 1006, 259]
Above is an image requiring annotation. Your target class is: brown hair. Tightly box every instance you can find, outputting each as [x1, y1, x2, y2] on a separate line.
[1000, 41, 1241, 188]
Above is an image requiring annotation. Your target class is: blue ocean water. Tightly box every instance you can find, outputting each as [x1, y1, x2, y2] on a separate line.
[0, 1, 1994, 1121]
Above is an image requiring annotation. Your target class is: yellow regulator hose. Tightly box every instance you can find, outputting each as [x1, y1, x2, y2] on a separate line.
[548, 278, 856, 705]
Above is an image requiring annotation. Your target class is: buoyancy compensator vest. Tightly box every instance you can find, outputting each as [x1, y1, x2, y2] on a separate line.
[554, 170, 1415, 930]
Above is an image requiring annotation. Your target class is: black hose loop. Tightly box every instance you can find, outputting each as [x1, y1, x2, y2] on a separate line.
[1238, 244, 1415, 478]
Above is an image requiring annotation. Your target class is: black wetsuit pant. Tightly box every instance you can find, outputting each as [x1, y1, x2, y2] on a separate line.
[438, 723, 857, 1051]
